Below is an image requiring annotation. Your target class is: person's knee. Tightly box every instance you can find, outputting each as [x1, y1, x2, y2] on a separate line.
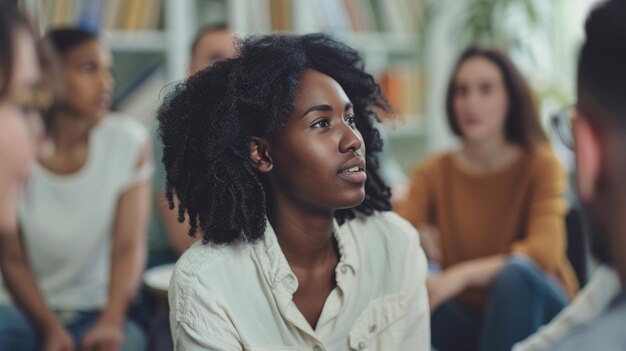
[0, 304, 36, 334]
[431, 301, 480, 351]
[122, 319, 147, 351]
[492, 256, 543, 296]
[431, 300, 460, 330]
[0, 305, 38, 350]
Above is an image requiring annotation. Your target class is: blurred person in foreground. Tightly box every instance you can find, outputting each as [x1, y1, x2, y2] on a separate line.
[531, 1, 626, 349]
[0, 1, 48, 237]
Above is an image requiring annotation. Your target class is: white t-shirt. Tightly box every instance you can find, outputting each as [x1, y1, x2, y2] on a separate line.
[0, 115, 150, 310]
[169, 211, 430, 351]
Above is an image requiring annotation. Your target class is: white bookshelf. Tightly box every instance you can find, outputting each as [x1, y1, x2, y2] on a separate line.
[103, 30, 167, 52]
[101, 0, 427, 138]
[342, 32, 419, 55]
[382, 115, 425, 139]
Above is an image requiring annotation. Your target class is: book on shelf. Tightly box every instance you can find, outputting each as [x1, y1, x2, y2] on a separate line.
[246, 0, 420, 36]
[318, 0, 351, 33]
[44, 0, 163, 32]
[378, 64, 425, 123]
[269, 0, 292, 32]
[102, 0, 123, 29]
[78, 0, 105, 32]
[48, 0, 79, 27]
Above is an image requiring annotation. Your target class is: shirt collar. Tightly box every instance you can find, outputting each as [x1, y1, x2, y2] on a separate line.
[334, 219, 359, 275]
[251, 217, 360, 293]
[251, 219, 298, 294]
[610, 287, 626, 309]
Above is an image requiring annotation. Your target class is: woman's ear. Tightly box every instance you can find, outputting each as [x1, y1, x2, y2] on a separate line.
[250, 137, 273, 173]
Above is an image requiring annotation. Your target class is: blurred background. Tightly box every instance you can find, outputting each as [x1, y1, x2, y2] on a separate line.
[20, 0, 601, 175]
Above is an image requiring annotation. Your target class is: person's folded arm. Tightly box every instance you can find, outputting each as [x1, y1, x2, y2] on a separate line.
[511, 154, 567, 272]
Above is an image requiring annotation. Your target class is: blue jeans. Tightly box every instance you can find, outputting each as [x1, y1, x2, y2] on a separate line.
[431, 256, 569, 351]
[0, 305, 147, 351]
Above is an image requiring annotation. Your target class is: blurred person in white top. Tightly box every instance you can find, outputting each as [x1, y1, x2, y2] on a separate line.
[0, 28, 151, 351]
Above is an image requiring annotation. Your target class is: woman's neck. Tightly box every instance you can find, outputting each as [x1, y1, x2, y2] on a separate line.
[460, 134, 519, 171]
[267, 203, 337, 271]
[50, 111, 94, 152]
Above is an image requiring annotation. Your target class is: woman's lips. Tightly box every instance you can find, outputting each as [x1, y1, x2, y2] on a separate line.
[337, 166, 367, 184]
[462, 116, 481, 126]
[97, 95, 112, 109]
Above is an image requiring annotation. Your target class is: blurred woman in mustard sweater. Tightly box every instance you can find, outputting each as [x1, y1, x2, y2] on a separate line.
[396, 46, 578, 351]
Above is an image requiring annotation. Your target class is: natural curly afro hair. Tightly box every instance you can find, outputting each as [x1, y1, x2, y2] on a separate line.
[158, 33, 392, 245]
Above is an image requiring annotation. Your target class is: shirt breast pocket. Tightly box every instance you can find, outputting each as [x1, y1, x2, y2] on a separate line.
[348, 293, 410, 351]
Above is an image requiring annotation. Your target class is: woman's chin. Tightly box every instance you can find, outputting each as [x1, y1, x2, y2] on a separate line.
[462, 131, 490, 144]
[336, 190, 366, 210]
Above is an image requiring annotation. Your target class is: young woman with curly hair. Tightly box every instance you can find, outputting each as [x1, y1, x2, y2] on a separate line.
[160, 33, 429, 350]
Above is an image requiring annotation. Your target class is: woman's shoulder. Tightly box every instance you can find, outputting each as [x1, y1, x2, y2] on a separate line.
[528, 144, 560, 162]
[343, 212, 426, 294]
[173, 240, 249, 281]
[168, 240, 253, 344]
[345, 211, 420, 255]
[170, 240, 251, 304]
[420, 151, 452, 169]
[94, 114, 149, 170]
[526, 144, 565, 175]
[409, 151, 453, 178]
[97, 114, 148, 145]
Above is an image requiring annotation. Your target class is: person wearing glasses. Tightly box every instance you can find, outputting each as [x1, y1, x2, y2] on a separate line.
[0, 2, 49, 237]
[396, 46, 578, 351]
[0, 28, 150, 351]
[521, 1, 626, 350]
[514, 100, 623, 351]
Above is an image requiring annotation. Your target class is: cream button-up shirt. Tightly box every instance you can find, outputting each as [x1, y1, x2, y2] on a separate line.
[168, 211, 430, 350]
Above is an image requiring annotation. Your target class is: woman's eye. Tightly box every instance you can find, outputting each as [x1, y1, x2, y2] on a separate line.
[480, 83, 493, 95]
[311, 119, 330, 129]
[346, 115, 357, 127]
[81, 63, 97, 73]
[455, 85, 467, 97]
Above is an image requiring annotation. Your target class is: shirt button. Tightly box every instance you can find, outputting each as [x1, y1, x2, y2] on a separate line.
[358, 341, 367, 350]
[369, 324, 377, 333]
[340, 265, 348, 274]
[313, 344, 323, 351]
